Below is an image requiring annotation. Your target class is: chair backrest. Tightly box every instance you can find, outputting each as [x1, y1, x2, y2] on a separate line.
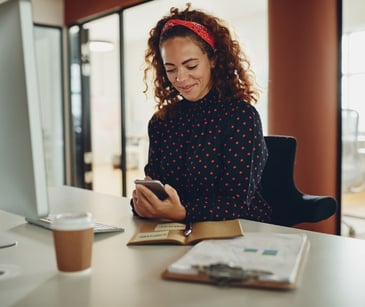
[342, 108, 359, 158]
[261, 135, 337, 226]
[341, 108, 362, 191]
[261, 136, 298, 225]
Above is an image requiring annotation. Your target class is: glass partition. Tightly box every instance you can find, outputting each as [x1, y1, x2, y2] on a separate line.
[34, 25, 65, 186]
[341, 0, 365, 237]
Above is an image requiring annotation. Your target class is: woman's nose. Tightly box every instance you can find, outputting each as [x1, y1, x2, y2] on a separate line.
[175, 69, 187, 82]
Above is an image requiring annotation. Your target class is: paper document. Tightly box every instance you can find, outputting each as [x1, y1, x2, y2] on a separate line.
[168, 232, 308, 283]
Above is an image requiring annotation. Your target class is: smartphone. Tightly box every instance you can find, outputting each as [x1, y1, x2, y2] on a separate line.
[134, 179, 169, 200]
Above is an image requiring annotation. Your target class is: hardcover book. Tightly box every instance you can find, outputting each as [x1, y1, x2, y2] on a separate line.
[127, 219, 244, 245]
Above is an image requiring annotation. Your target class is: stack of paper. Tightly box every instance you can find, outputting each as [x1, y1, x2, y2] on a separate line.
[164, 232, 308, 289]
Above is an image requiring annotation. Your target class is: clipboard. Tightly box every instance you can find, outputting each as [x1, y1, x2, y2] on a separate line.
[162, 233, 309, 290]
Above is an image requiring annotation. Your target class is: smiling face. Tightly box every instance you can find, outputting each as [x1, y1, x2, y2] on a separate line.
[160, 37, 215, 102]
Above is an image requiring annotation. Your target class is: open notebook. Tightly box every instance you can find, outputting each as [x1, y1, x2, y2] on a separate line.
[26, 215, 124, 234]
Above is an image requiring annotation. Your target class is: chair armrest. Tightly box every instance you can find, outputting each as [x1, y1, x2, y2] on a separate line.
[272, 193, 337, 227]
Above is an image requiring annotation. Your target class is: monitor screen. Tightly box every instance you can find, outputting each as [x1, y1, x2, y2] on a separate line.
[0, 0, 49, 219]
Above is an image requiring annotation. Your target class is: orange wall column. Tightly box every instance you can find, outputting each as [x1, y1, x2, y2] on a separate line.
[268, 0, 340, 234]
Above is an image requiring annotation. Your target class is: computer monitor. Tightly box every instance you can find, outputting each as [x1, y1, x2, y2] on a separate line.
[0, 0, 49, 228]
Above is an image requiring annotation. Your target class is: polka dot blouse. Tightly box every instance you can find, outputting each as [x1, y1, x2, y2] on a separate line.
[136, 90, 272, 223]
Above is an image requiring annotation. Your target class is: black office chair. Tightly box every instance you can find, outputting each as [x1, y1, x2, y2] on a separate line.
[261, 135, 337, 227]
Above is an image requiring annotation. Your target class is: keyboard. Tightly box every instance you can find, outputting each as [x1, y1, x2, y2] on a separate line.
[25, 216, 124, 234]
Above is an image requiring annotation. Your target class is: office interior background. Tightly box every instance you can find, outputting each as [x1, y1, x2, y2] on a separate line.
[29, 0, 364, 236]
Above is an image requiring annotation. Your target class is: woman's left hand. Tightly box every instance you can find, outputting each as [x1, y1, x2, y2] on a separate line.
[132, 183, 186, 221]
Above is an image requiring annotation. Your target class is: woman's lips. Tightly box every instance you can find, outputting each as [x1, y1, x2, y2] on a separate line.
[178, 84, 195, 93]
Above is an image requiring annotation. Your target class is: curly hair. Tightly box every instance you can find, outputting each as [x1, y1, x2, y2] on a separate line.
[143, 3, 260, 119]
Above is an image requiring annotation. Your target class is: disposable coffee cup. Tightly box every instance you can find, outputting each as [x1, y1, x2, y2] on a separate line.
[51, 212, 95, 273]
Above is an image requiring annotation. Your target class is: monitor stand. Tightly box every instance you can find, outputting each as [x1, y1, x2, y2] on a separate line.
[0, 235, 17, 249]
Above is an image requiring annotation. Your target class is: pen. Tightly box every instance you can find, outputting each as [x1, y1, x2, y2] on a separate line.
[184, 221, 193, 237]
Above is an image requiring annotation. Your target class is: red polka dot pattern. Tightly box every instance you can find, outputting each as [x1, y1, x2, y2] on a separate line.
[144, 91, 272, 223]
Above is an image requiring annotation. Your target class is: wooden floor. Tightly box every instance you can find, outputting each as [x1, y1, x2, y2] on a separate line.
[93, 164, 144, 198]
[92, 163, 365, 239]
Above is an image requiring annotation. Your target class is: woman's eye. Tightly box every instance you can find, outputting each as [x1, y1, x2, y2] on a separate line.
[187, 65, 198, 70]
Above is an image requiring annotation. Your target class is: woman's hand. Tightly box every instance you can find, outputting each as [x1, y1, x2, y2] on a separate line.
[132, 183, 186, 221]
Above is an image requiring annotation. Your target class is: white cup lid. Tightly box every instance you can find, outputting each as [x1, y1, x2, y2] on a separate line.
[51, 212, 95, 231]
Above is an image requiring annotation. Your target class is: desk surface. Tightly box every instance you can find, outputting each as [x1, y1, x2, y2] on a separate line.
[1, 186, 365, 307]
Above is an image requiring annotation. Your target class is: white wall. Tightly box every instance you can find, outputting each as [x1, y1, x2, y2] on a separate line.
[31, 0, 64, 26]
[343, 0, 365, 33]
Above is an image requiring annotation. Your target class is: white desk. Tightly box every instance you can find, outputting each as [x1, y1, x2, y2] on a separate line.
[1, 186, 365, 307]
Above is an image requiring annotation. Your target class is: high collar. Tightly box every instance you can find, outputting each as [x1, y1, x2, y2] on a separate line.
[182, 88, 218, 104]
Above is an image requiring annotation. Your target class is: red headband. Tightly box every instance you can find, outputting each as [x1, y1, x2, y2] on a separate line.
[161, 19, 215, 50]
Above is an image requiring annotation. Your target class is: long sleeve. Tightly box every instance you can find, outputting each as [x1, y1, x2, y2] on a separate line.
[139, 92, 272, 223]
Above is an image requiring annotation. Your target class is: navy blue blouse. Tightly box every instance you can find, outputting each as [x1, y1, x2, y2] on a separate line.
[136, 90, 272, 223]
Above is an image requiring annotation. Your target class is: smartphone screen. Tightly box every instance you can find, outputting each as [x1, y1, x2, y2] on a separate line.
[134, 179, 169, 200]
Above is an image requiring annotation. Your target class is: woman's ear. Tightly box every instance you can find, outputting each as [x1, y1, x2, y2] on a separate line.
[210, 55, 217, 69]
[210, 60, 215, 69]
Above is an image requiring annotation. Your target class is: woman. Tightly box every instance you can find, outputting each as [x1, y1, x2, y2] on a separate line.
[131, 4, 272, 223]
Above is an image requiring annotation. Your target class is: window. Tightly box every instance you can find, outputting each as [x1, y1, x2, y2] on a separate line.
[34, 25, 65, 186]
[342, 30, 365, 133]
